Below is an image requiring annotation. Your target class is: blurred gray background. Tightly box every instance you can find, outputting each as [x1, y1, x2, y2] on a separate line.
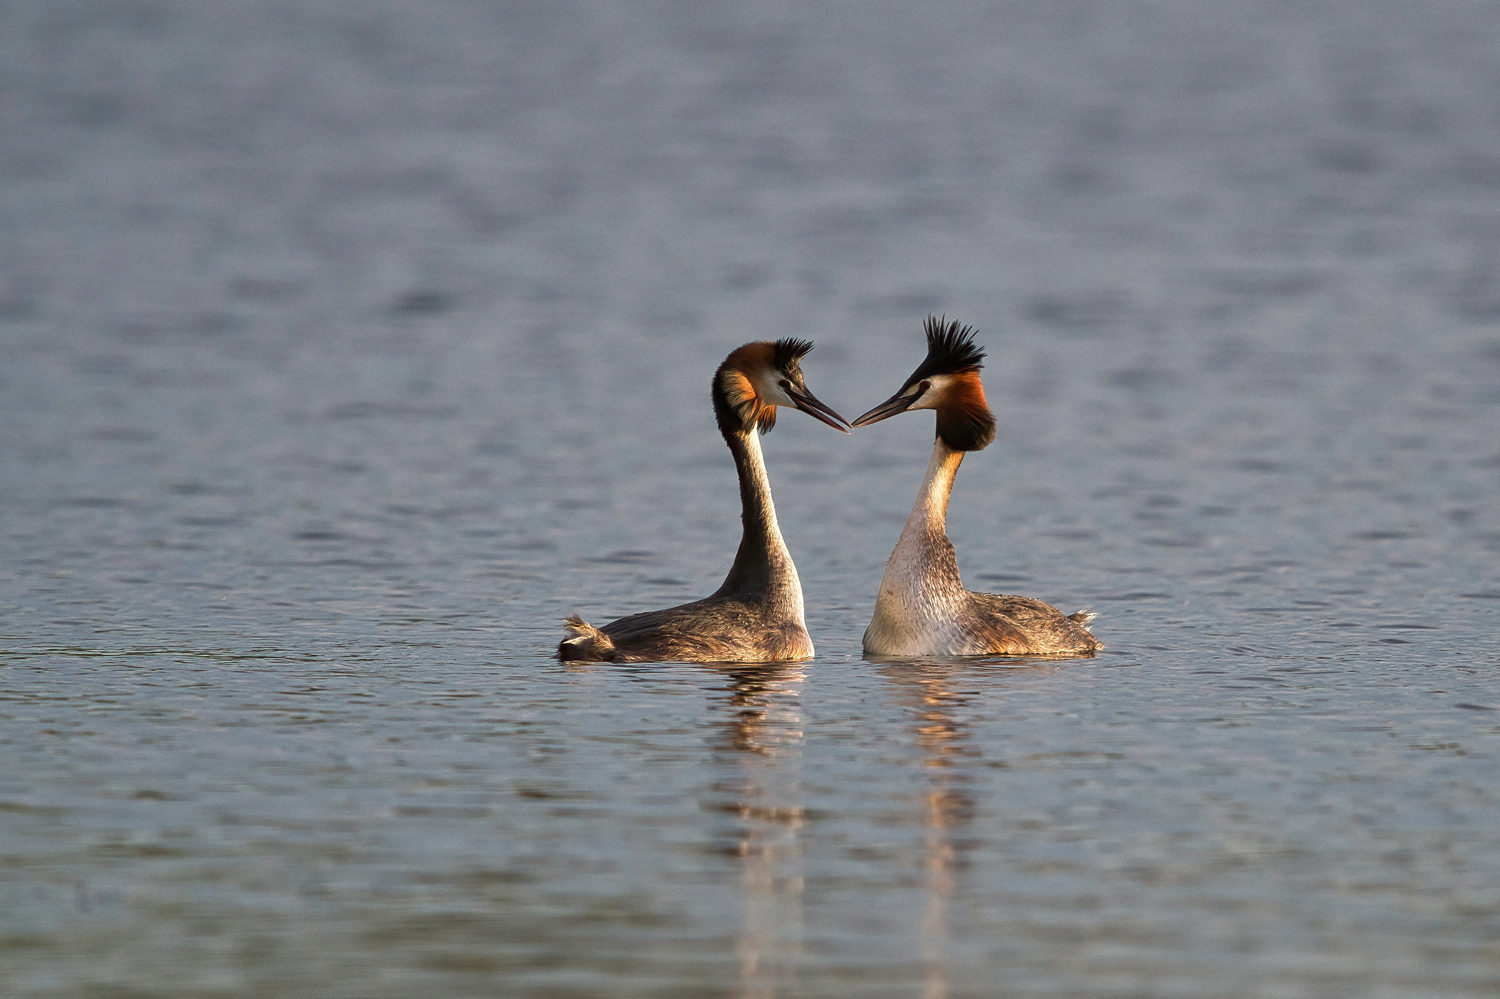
[4, 3, 1500, 997]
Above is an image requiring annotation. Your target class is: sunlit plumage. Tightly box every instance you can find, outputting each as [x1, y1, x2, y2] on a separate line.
[853, 316, 1100, 658]
[559, 339, 850, 663]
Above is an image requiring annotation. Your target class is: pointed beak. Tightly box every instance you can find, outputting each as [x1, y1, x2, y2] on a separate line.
[786, 384, 852, 433]
[851, 389, 919, 428]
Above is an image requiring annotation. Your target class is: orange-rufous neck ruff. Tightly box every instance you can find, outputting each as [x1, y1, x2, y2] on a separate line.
[935, 369, 996, 452]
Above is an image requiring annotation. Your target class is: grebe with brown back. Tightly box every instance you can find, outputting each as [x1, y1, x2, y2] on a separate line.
[853, 316, 1100, 657]
[560, 338, 850, 663]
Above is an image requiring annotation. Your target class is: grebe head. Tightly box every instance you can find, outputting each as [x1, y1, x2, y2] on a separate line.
[714, 337, 852, 437]
[851, 315, 997, 451]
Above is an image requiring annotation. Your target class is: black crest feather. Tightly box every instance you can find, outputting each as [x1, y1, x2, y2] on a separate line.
[772, 337, 814, 372]
[912, 316, 985, 381]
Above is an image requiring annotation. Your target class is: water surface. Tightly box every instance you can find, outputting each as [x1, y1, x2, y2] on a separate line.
[3, 1, 1499, 996]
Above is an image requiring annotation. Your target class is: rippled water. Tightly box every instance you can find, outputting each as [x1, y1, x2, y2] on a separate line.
[4, 1, 1500, 996]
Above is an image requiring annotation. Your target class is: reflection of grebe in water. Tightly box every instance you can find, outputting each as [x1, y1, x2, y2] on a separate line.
[853, 317, 1100, 658]
[560, 339, 850, 663]
[709, 664, 807, 996]
[879, 659, 983, 999]
[718, 665, 807, 756]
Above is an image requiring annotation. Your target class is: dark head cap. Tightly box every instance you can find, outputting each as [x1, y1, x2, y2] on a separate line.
[850, 316, 996, 451]
[713, 338, 850, 437]
[912, 315, 986, 381]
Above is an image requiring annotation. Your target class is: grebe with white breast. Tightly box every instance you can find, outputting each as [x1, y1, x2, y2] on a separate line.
[852, 316, 1100, 657]
[560, 338, 850, 663]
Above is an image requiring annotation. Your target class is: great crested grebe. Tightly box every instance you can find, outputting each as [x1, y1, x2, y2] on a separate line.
[853, 316, 1100, 657]
[559, 338, 850, 663]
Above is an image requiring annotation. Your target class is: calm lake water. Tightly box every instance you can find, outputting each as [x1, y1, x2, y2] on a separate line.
[4, 1, 1500, 996]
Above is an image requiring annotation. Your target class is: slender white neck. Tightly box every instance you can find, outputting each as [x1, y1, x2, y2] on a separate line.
[715, 427, 803, 610]
[896, 438, 964, 555]
[865, 438, 968, 653]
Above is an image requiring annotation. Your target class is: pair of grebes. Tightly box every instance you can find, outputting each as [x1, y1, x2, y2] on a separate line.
[559, 316, 1100, 663]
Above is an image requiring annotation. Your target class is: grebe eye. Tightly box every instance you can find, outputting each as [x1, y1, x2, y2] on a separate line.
[779, 379, 791, 389]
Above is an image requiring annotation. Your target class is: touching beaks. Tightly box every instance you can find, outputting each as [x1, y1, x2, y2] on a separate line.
[851, 385, 921, 428]
[786, 383, 853, 433]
